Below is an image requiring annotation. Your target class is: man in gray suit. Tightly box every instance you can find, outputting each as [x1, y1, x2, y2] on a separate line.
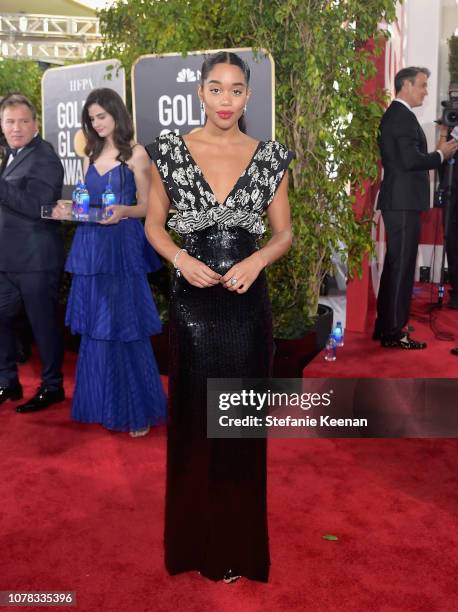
[0, 94, 65, 411]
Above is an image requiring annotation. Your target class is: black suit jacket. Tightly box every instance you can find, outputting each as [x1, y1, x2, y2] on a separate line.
[377, 100, 442, 212]
[0, 135, 64, 272]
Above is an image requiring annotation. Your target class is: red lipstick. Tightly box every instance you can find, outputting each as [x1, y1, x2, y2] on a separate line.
[217, 111, 234, 120]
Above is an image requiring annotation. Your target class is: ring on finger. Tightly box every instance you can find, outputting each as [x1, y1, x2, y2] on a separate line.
[230, 277, 238, 286]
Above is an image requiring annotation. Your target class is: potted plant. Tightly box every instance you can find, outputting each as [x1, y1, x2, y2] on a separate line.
[256, 4, 396, 373]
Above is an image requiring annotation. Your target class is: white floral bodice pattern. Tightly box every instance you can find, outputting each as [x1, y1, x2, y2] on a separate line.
[146, 133, 294, 236]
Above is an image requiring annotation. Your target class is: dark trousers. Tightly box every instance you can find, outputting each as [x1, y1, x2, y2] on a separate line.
[445, 193, 458, 298]
[0, 270, 63, 388]
[375, 210, 421, 340]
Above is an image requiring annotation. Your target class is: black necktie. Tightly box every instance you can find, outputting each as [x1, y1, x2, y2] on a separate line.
[10, 148, 18, 157]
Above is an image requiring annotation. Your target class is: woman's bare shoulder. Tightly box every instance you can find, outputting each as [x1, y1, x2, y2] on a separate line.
[130, 142, 148, 158]
[241, 134, 260, 147]
[182, 129, 203, 145]
[128, 143, 150, 167]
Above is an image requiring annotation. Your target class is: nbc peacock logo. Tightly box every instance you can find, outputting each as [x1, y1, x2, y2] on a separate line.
[176, 68, 200, 83]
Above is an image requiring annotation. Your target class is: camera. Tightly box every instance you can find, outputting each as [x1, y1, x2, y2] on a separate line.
[440, 84, 458, 127]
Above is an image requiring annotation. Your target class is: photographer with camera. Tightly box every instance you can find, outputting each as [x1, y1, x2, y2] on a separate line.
[438, 131, 458, 309]
[437, 90, 458, 311]
[437, 88, 458, 355]
[374, 67, 458, 350]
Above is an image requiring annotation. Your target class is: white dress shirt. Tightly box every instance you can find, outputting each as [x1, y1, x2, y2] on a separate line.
[6, 132, 39, 167]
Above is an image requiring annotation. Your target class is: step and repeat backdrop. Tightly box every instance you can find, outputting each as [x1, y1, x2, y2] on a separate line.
[42, 60, 126, 199]
[41, 49, 274, 197]
[132, 48, 274, 144]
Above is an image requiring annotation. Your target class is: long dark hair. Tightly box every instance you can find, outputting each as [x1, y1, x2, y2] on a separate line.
[82, 88, 134, 162]
[200, 52, 251, 133]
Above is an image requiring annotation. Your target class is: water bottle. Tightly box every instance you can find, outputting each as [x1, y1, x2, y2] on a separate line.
[77, 183, 90, 220]
[333, 321, 344, 347]
[71, 183, 83, 218]
[324, 334, 337, 362]
[101, 180, 116, 218]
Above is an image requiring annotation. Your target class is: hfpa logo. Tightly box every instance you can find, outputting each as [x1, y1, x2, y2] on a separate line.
[176, 68, 201, 83]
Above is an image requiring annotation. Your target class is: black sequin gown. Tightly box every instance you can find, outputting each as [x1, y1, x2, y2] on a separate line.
[147, 133, 293, 582]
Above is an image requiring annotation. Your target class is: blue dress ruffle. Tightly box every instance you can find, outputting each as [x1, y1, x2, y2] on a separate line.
[65, 162, 166, 431]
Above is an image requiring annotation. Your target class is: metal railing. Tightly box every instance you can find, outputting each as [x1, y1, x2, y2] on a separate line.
[0, 12, 102, 63]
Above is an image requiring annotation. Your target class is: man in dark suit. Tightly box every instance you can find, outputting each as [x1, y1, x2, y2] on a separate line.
[374, 67, 458, 349]
[1, 110, 34, 365]
[0, 93, 65, 411]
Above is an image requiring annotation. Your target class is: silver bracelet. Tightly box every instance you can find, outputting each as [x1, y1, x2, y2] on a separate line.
[172, 248, 187, 276]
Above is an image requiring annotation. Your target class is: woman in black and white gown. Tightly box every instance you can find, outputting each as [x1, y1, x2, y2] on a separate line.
[146, 51, 293, 583]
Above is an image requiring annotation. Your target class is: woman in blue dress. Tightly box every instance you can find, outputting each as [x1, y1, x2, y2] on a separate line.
[60, 88, 166, 436]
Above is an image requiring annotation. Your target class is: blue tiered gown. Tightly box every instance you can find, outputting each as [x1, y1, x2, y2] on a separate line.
[65, 162, 167, 431]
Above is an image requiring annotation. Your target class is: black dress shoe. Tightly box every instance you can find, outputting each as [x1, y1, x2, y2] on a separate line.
[16, 385, 65, 413]
[0, 382, 23, 405]
[223, 569, 241, 584]
[373, 325, 413, 341]
[381, 334, 427, 350]
[451, 348, 458, 355]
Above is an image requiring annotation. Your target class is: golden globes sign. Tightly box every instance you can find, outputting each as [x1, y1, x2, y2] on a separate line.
[132, 48, 275, 144]
[42, 60, 125, 198]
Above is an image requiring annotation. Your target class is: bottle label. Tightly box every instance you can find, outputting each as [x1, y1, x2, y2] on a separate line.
[102, 193, 116, 207]
[77, 193, 90, 215]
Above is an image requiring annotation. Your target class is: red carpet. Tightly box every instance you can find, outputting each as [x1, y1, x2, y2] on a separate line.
[306, 285, 458, 377]
[0, 348, 457, 611]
